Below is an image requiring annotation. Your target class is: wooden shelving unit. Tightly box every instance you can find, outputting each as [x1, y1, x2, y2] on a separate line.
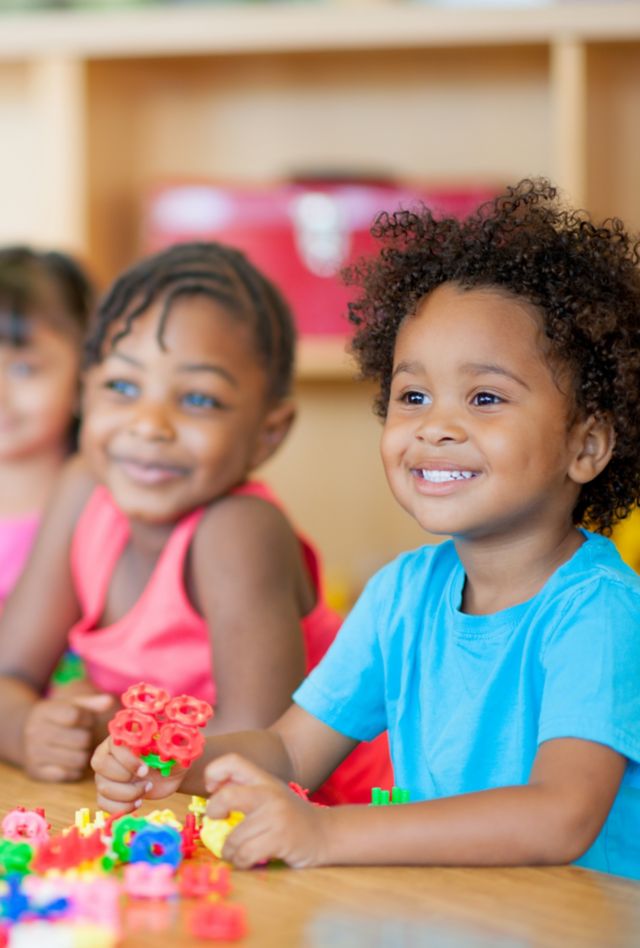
[1, 2, 638, 586]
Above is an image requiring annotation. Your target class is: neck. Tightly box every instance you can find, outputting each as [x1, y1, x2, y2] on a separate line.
[454, 522, 584, 615]
[0, 448, 68, 516]
[127, 516, 177, 560]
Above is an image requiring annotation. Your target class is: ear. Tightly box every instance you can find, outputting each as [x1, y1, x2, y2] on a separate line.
[250, 399, 296, 470]
[568, 414, 615, 485]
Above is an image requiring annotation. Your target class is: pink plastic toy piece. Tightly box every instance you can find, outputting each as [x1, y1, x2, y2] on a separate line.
[123, 863, 177, 900]
[179, 863, 231, 899]
[164, 695, 213, 728]
[155, 722, 204, 768]
[121, 682, 170, 716]
[108, 708, 157, 753]
[188, 902, 247, 941]
[1, 808, 50, 846]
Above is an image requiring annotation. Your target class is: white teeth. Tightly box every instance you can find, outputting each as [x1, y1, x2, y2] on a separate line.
[419, 469, 475, 482]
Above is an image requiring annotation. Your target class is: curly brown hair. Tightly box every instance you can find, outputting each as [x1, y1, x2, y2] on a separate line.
[346, 178, 640, 534]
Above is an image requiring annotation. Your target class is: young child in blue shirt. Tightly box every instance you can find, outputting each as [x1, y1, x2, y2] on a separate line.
[92, 179, 640, 879]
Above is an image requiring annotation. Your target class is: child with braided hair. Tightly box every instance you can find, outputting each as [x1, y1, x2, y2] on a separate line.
[0, 241, 391, 799]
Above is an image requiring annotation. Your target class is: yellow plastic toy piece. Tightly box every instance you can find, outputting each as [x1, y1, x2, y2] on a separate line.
[146, 808, 182, 830]
[199, 811, 245, 859]
[188, 795, 208, 819]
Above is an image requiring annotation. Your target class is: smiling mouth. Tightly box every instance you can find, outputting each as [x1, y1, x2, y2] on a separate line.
[114, 457, 188, 485]
[413, 469, 479, 483]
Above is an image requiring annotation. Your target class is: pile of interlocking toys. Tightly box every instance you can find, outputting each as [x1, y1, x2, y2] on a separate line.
[0, 683, 248, 945]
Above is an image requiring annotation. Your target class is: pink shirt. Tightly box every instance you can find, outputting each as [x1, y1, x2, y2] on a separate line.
[0, 514, 40, 606]
[68, 482, 393, 803]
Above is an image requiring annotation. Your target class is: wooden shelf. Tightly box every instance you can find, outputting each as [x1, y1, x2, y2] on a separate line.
[1, 2, 640, 60]
[1, 0, 638, 577]
[297, 336, 355, 381]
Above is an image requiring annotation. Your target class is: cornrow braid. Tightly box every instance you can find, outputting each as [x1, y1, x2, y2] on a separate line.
[85, 242, 296, 400]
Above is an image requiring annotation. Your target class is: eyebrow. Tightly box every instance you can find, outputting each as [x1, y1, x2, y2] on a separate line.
[391, 360, 424, 379]
[460, 361, 530, 390]
[108, 350, 239, 387]
[391, 359, 530, 390]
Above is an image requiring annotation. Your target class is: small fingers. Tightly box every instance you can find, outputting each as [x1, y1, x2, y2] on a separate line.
[223, 824, 274, 869]
[204, 754, 277, 794]
[27, 762, 85, 783]
[206, 782, 271, 820]
[91, 739, 147, 780]
[94, 774, 152, 813]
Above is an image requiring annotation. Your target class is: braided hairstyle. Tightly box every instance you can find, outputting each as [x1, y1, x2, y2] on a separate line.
[85, 242, 296, 401]
[346, 178, 640, 534]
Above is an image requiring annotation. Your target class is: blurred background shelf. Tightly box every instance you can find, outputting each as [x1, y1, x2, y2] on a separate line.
[0, 1, 638, 592]
[1, 3, 640, 58]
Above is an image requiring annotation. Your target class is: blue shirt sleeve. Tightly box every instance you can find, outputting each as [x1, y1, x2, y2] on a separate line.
[538, 575, 640, 765]
[293, 572, 387, 742]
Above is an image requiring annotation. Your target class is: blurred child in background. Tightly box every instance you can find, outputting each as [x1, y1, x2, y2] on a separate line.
[0, 246, 93, 609]
[0, 241, 391, 799]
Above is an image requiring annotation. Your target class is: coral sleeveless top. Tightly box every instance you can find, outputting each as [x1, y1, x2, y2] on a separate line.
[68, 482, 392, 804]
[0, 513, 40, 607]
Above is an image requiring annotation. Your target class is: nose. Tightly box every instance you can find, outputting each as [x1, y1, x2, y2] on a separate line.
[415, 400, 467, 445]
[127, 398, 175, 442]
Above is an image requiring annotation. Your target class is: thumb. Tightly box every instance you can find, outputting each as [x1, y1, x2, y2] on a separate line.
[72, 693, 115, 715]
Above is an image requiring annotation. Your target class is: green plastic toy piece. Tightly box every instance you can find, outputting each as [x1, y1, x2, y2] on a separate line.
[0, 839, 33, 875]
[111, 815, 148, 863]
[50, 650, 86, 685]
[141, 752, 176, 777]
[370, 786, 410, 806]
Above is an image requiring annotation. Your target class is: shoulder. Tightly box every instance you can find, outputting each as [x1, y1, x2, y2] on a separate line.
[191, 490, 302, 579]
[540, 532, 640, 653]
[548, 532, 640, 614]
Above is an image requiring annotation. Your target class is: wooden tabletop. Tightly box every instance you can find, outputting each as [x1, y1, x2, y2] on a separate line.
[1, 762, 639, 948]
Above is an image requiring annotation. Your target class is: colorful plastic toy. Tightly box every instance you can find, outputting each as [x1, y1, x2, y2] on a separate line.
[121, 682, 170, 716]
[187, 901, 247, 941]
[164, 695, 213, 728]
[199, 812, 245, 860]
[1, 808, 50, 846]
[181, 812, 200, 859]
[155, 722, 205, 769]
[108, 682, 213, 776]
[180, 863, 231, 899]
[109, 816, 148, 865]
[123, 863, 177, 900]
[108, 709, 156, 754]
[370, 786, 411, 806]
[0, 840, 33, 876]
[32, 828, 105, 874]
[128, 825, 182, 869]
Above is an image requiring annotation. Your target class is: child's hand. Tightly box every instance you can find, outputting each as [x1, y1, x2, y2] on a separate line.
[91, 736, 187, 813]
[23, 693, 114, 782]
[204, 754, 330, 869]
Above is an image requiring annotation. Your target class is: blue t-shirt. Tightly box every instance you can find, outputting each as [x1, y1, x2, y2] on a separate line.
[294, 531, 640, 879]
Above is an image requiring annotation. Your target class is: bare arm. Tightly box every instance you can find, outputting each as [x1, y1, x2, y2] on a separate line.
[201, 737, 625, 869]
[93, 703, 355, 808]
[191, 495, 312, 734]
[0, 456, 97, 769]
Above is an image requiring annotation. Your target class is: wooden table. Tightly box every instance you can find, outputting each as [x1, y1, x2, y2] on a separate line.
[0, 762, 638, 947]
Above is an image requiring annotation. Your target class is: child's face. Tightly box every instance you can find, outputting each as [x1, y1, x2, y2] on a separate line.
[381, 282, 587, 544]
[81, 295, 281, 524]
[0, 320, 79, 462]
